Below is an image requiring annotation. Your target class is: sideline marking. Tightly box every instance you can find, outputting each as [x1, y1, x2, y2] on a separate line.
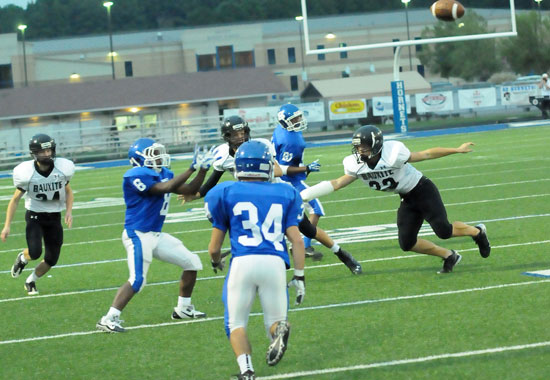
[1, 279, 548, 345]
[523, 269, 550, 279]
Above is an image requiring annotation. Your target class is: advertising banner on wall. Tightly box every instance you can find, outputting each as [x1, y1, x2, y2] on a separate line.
[458, 88, 497, 109]
[372, 95, 411, 116]
[415, 91, 454, 113]
[224, 102, 325, 131]
[500, 84, 538, 106]
[328, 99, 367, 120]
[295, 102, 325, 123]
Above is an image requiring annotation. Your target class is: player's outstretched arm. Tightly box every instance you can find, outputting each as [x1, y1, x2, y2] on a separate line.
[1, 189, 24, 242]
[300, 174, 356, 202]
[408, 142, 474, 163]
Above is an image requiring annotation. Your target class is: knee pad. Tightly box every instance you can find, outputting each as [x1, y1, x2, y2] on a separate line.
[432, 221, 453, 240]
[28, 247, 42, 261]
[298, 218, 317, 239]
[399, 235, 417, 252]
[130, 275, 147, 293]
[186, 253, 203, 271]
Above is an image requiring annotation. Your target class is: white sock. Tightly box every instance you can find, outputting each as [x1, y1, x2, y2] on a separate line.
[178, 296, 191, 310]
[330, 243, 340, 253]
[106, 307, 121, 319]
[26, 271, 38, 284]
[237, 354, 254, 374]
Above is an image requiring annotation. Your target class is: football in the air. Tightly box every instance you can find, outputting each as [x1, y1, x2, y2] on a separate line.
[430, 0, 465, 22]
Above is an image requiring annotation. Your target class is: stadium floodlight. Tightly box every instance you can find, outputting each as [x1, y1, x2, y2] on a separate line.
[103, 1, 115, 80]
[325, 32, 336, 39]
[17, 24, 28, 87]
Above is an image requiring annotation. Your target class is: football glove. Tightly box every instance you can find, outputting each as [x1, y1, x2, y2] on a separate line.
[287, 275, 305, 305]
[211, 250, 230, 274]
[191, 145, 216, 170]
[305, 160, 321, 175]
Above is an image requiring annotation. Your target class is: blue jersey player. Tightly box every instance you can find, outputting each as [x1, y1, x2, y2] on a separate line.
[272, 104, 362, 274]
[97, 139, 214, 333]
[205, 140, 306, 380]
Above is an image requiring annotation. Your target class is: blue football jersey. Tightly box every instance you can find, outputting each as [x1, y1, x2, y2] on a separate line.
[123, 166, 173, 232]
[272, 124, 307, 185]
[205, 181, 304, 268]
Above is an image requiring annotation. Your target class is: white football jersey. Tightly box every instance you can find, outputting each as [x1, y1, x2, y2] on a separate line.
[343, 140, 422, 194]
[13, 157, 75, 212]
[212, 138, 276, 174]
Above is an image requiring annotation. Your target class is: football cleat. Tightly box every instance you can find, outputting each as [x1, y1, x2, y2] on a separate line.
[266, 320, 290, 366]
[305, 246, 323, 261]
[473, 223, 491, 258]
[171, 305, 207, 320]
[438, 250, 462, 274]
[230, 370, 256, 380]
[24, 281, 38, 295]
[11, 252, 27, 278]
[96, 315, 126, 333]
[335, 249, 362, 275]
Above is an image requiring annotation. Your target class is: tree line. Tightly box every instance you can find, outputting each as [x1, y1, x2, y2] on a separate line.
[0, 1, 548, 81]
[0, 0, 544, 39]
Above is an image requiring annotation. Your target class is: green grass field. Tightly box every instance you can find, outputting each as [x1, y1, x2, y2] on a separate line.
[1, 125, 549, 380]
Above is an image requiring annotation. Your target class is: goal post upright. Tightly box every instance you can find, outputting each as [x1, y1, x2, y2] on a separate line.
[299, 0, 518, 133]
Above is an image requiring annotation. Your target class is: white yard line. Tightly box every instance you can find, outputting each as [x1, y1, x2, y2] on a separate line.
[257, 341, 550, 379]
[1, 279, 548, 345]
[1, 238, 549, 304]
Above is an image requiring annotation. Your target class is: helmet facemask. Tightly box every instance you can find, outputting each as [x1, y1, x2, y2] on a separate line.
[279, 109, 308, 132]
[130, 143, 171, 172]
[30, 136, 56, 166]
[352, 131, 383, 163]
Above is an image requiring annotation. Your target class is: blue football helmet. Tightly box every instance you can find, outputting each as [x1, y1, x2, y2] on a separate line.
[234, 140, 273, 180]
[128, 138, 170, 171]
[277, 104, 307, 132]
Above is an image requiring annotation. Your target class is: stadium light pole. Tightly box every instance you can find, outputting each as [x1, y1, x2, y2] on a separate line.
[18, 24, 28, 87]
[535, 0, 542, 18]
[103, 1, 115, 80]
[295, 16, 307, 84]
[402, 0, 413, 71]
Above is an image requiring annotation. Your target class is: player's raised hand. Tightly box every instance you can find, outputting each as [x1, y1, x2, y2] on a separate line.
[288, 275, 305, 305]
[306, 159, 321, 175]
[457, 142, 475, 153]
[198, 145, 216, 170]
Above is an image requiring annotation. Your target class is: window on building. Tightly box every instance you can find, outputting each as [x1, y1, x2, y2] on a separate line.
[124, 61, 133, 77]
[0, 64, 13, 89]
[339, 43, 348, 59]
[393, 38, 399, 54]
[197, 54, 217, 71]
[267, 49, 276, 65]
[288, 47, 296, 63]
[217, 45, 234, 69]
[415, 37, 423, 52]
[317, 45, 325, 61]
[290, 75, 298, 91]
[235, 51, 254, 67]
[417, 64, 425, 77]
